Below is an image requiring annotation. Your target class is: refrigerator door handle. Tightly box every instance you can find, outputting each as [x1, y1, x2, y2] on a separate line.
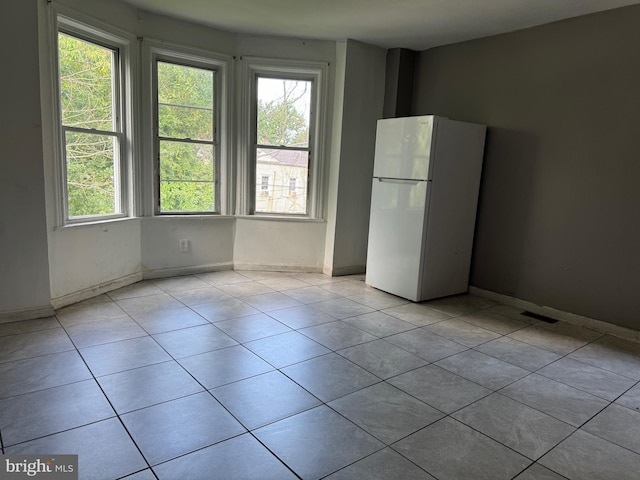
[377, 177, 428, 185]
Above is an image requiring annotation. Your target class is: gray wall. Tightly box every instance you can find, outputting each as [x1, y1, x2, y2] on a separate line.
[0, 0, 52, 318]
[412, 5, 640, 330]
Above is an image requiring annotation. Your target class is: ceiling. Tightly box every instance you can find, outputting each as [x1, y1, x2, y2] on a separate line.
[120, 0, 640, 50]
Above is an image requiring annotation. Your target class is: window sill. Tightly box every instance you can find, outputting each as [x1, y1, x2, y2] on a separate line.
[235, 215, 325, 223]
[55, 216, 140, 231]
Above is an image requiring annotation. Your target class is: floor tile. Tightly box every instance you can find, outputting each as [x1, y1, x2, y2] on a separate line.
[106, 281, 164, 301]
[512, 463, 567, 480]
[244, 331, 330, 368]
[151, 275, 211, 292]
[214, 313, 291, 343]
[178, 345, 273, 389]
[347, 289, 408, 310]
[435, 350, 530, 390]
[196, 270, 251, 285]
[291, 272, 343, 286]
[382, 303, 451, 326]
[121, 392, 245, 465]
[389, 365, 492, 414]
[453, 393, 575, 459]
[385, 328, 468, 362]
[282, 285, 341, 304]
[254, 405, 384, 479]
[539, 430, 640, 480]
[282, 352, 379, 402]
[258, 276, 310, 291]
[130, 306, 208, 334]
[115, 293, 183, 316]
[267, 305, 337, 329]
[337, 339, 427, 379]
[0, 379, 114, 446]
[55, 301, 127, 326]
[458, 310, 530, 335]
[310, 297, 375, 319]
[240, 292, 303, 312]
[79, 336, 171, 377]
[615, 382, 640, 410]
[393, 417, 530, 480]
[299, 321, 378, 350]
[325, 448, 436, 480]
[168, 286, 231, 306]
[583, 403, 640, 454]
[509, 325, 590, 355]
[64, 316, 147, 348]
[342, 311, 416, 337]
[320, 281, 371, 297]
[500, 374, 609, 426]
[569, 335, 640, 380]
[191, 298, 260, 322]
[153, 434, 297, 480]
[0, 350, 91, 398]
[97, 361, 203, 413]
[0, 327, 74, 363]
[537, 357, 637, 401]
[120, 469, 156, 480]
[425, 318, 501, 347]
[217, 281, 275, 298]
[536, 320, 604, 343]
[475, 336, 562, 371]
[152, 323, 237, 358]
[485, 305, 536, 324]
[422, 294, 498, 316]
[6, 418, 147, 480]
[240, 271, 293, 281]
[0, 317, 60, 337]
[211, 370, 320, 429]
[329, 382, 443, 444]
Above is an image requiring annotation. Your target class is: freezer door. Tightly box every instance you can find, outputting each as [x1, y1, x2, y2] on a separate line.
[373, 115, 435, 180]
[365, 178, 430, 301]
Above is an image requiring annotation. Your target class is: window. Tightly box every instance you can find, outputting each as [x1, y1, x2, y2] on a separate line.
[243, 58, 327, 218]
[56, 23, 129, 222]
[156, 60, 217, 213]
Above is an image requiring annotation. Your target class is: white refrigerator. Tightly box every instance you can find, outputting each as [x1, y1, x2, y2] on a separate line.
[365, 115, 486, 302]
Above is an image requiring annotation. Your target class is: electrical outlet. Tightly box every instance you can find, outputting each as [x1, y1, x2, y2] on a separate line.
[178, 239, 189, 252]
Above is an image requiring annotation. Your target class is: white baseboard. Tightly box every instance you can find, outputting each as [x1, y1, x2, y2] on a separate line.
[51, 272, 144, 310]
[234, 263, 322, 273]
[469, 286, 640, 341]
[0, 305, 56, 324]
[143, 262, 234, 280]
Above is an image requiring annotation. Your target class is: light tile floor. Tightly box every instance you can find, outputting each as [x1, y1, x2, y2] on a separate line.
[1, 271, 640, 479]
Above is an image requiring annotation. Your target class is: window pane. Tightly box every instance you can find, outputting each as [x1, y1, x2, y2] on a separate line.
[159, 140, 214, 181]
[160, 181, 215, 213]
[58, 33, 114, 131]
[158, 62, 213, 141]
[159, 140, 215, 212]
[255, 148, 308, 214]
[158, 104, 213, 140]
[65, 131, 117, 217]
[257, 77, 311, 148]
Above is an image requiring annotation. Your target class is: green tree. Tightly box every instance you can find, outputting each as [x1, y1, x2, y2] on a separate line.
[257, 79, 310, 146]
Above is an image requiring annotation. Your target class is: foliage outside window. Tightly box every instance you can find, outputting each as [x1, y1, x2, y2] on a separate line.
[58, 31, 123, 220]
[157, 61, 216, 213]
[255, 76, 312, 215]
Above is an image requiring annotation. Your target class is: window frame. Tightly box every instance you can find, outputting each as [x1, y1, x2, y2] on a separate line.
[239, 57, 328, 219]
[51, 13, 136, 226]
[144, 41, 231, 216]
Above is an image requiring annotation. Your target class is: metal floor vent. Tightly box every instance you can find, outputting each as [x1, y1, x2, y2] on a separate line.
[521, 311, 559, 323]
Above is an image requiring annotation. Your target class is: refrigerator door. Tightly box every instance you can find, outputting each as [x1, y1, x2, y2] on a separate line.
[373, 115, 435, 181]
[365, 177, 430, 301]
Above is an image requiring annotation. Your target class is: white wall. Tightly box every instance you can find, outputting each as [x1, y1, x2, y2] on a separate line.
[234, 218, 326, 271]
[0, 0, 52, 321]
[324, 40, 386, 275]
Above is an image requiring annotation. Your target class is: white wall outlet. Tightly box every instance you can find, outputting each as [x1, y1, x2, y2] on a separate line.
[178, 238, 190, 252]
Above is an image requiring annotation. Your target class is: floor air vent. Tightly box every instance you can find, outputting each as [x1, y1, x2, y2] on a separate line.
[521, 311, 558, 323]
